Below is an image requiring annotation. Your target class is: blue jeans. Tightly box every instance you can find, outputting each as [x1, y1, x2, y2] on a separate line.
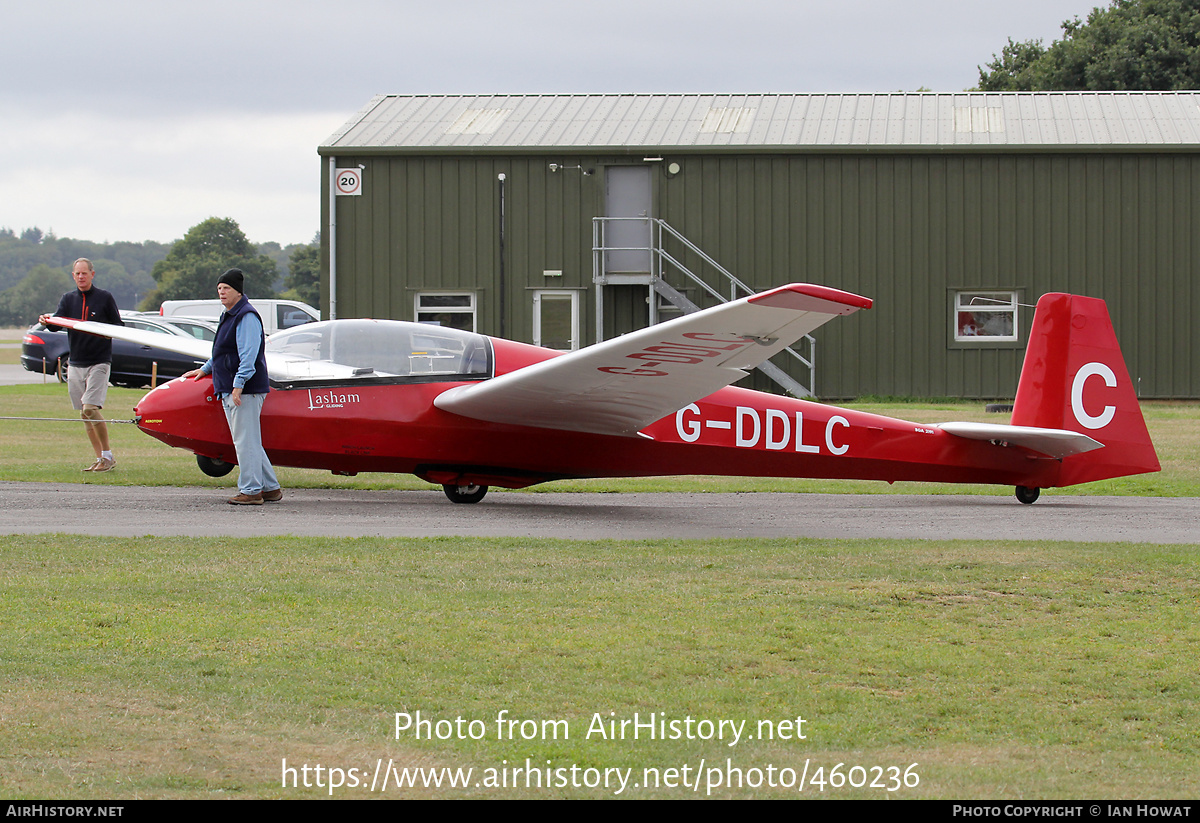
[221, 392, 279, 495]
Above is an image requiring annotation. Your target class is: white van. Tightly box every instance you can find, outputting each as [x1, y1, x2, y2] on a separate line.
[158, 299, 320, 335]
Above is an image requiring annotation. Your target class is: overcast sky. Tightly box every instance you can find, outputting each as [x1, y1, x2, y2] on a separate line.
[1, 0, 1096, 247]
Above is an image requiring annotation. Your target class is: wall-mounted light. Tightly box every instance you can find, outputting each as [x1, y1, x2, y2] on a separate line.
[549, 163, 593, 175]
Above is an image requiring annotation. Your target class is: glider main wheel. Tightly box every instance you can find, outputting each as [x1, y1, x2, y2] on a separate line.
[197, 454, 236, 477]
[1015, 485, 1041, 505]
[443, 483, 488, 504]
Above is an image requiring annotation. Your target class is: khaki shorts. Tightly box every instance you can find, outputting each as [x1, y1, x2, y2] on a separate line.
[67, 362, 111, 410]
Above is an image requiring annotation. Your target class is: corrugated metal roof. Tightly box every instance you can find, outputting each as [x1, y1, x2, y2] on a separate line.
[320, 92, 1200, 153]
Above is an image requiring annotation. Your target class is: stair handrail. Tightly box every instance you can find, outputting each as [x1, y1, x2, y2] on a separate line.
[593, 216, 816, 395]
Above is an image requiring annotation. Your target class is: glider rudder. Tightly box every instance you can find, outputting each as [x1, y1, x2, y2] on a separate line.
[1011, 293, 1159, 486]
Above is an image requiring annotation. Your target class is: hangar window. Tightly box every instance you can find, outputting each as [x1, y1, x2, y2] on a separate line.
[953, 291, 1018, 343]
[416, 292, 476, 332]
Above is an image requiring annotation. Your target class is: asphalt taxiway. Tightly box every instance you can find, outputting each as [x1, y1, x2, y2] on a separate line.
[0, 482, 1195, 543]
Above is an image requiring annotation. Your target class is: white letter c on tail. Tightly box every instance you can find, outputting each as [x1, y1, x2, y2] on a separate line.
[1071, 362, 1117, 430]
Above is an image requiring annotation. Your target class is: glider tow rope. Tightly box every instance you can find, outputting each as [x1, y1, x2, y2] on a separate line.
[0, 416, 139, 424]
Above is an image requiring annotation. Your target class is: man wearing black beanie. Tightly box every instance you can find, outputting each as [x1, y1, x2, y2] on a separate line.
[182, 268, 282, 504]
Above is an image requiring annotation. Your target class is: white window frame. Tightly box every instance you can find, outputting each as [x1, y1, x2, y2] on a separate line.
[532, 290, 579, 351]
[415, 291, 476, 332]
[953, 290, 1018, 343]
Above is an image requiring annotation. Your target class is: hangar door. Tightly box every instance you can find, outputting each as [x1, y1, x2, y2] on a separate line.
[604, 165, 652, 276]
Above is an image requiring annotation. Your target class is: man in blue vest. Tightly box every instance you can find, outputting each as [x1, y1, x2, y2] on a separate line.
[182, 268, 282, 505]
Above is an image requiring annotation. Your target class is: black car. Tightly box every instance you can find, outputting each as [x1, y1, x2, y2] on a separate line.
[21, 315, 213, 388]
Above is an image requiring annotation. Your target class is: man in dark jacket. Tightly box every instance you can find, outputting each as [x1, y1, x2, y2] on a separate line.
[182, 268, 282, 505]
[40, 258, 124, 472]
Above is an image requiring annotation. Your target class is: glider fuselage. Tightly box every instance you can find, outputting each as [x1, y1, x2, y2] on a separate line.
[133, 336, 1066, 492]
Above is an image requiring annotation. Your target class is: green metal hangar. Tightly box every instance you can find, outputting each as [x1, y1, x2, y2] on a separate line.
[318, 92, 1200, 399]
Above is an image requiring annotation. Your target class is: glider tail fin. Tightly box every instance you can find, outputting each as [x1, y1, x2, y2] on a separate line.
[1011, 293, 1159, 486]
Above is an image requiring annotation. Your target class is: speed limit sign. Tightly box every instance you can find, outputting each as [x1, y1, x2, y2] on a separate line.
[335, 168, 362, 196]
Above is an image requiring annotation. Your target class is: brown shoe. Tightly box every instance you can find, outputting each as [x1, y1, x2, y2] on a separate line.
[92, 457, 116, 473]
[228, 492, 264, 505]
[83, 459, 101, 472]
[262, 488, 283, 502]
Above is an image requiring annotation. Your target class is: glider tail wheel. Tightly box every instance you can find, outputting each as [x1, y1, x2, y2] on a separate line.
[196, 454, 236, 477]
[1015, 486, 1041, 505]
[443, 483, 488, 504]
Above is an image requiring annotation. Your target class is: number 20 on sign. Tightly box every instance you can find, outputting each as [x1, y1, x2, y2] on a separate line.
[335, 168, 362, 196]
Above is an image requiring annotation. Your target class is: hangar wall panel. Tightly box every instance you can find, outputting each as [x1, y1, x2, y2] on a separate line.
[651, 153, 1197, 398]
[325, 151, 1199, 399]
[329, 155, 603, 341]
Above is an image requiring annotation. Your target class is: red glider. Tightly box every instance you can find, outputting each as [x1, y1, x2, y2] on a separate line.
[50, 284, 1159, 504]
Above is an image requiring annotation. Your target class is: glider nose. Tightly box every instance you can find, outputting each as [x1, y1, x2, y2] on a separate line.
[133, 376, 220, 442]
[134, 381, 176, 434]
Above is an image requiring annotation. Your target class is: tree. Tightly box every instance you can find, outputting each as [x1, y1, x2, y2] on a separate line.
[107, 240, 173, 286]
[92, 259, 155, 309]
[1, 230, 169, 308]
[0, 264, 71, 327]
[282, 242, 321, 310]
[977, 0, 1200, 91]
[255, 240, 287, 291]
[976, 38, 1051, 91]
[141, 217, 277, 310]
[0, 231, 58, 292]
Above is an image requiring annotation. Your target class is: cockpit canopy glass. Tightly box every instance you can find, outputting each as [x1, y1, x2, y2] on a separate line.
[266, 320, 491, 385]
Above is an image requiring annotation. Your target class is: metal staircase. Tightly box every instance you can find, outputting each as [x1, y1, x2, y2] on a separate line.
[592, 217, 815, 397]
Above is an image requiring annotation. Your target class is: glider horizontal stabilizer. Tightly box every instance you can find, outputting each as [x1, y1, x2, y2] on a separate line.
[937, 421, 1103, 459]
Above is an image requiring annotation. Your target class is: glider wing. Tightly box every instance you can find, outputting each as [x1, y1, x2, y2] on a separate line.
[435, 283, 872, 436]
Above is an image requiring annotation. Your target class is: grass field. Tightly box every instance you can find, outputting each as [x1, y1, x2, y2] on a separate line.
[2, 534, 1198, 799]
[0, 327, 26, 367]
[2, 374, 1198, 799]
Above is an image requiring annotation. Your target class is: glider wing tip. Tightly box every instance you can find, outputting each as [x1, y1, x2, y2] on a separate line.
[748, 283, 873, 313]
